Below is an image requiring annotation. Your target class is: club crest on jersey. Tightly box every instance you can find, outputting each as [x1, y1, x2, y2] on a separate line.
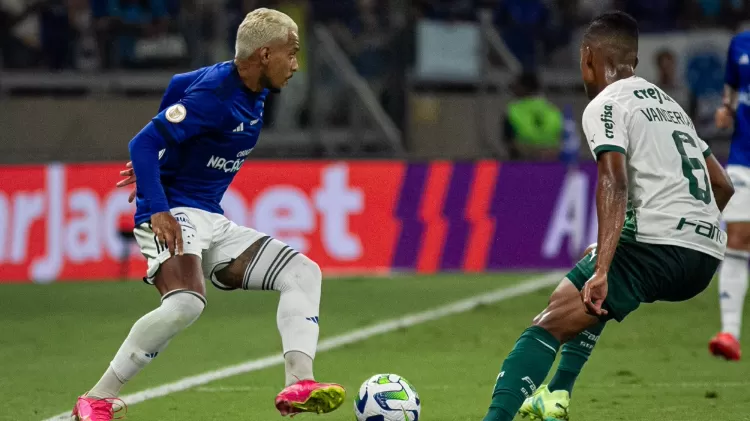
[601, 104, 615, 139]
[172, 212, 196, 230]
[166, 104, 187, 123]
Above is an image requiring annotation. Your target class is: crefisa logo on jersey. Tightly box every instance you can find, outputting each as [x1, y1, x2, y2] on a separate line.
[207, 155, 245, 173]
[601, 104, 615, 139]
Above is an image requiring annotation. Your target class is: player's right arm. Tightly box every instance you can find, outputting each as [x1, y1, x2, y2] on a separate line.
[716, 37, 739, 129]
[705, 153, 735, 212]
[579, 98, 631, 316]
[128, 89, 228, 255]
[116, 73, 197, 202]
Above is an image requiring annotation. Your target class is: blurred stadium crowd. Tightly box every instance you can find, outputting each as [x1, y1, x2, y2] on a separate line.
[2, 0, 747, 71]
[1, 0, 747, 161]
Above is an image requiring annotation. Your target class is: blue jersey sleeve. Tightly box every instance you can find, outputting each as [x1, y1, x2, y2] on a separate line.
[158, 78, 180, 112]
[726, 37, 739, 89]
[152, 90, 229, 144]
[158, 70, 202, 112]
[129, 90, 229, 216]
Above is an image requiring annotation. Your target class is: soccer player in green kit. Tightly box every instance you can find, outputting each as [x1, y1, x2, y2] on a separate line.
[482, 11, 736, 421]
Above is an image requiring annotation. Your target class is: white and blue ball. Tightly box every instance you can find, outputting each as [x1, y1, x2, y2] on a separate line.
[354, 373, 420, 421]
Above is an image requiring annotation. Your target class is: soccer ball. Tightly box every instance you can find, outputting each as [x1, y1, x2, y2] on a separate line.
[353, 373, 421, 421]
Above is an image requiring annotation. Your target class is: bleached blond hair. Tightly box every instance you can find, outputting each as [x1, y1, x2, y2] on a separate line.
[235, 8, 298, 60]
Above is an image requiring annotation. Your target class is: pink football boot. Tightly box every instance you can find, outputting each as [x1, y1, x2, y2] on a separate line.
[71, 395, 126, 420]
[274, 380, 345, 416]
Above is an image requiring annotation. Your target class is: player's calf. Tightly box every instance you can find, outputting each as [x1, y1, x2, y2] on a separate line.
[215, 237, 323, 383]
[86, 256, 206, 401]
[213, 237, 344, 415]
[717, 223, 750, 340]
[712, 223, 750, 360]
[484, 279, 600, 421]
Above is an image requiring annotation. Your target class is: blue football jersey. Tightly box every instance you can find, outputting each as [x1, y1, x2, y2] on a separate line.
[725, 31, 750, 168]
[130, 61, 268, 225]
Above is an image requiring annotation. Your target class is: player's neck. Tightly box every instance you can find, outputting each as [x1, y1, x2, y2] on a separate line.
[599, 67, 635, 92]
[234, 61, 264, 92]
[606, 65, 635, 84]
[240, 71, 264, 92]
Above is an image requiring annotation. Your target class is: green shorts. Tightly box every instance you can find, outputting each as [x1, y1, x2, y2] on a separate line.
[567, 237, 720, 322]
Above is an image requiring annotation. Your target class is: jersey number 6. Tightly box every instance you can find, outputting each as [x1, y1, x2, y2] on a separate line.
[672, 130, 712, 205]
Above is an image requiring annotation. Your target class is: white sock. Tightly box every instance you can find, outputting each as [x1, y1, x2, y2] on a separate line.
[88, 366, 125, 399]
[274, 257, 321, 357]
[275, 257, 320, 385]
[241, 238, 322, 386]
[284, 351, 315, 386]
[719, 249, 749, 339]
[88, 290, 205, 398]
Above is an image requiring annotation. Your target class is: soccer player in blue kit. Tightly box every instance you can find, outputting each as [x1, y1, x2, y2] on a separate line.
[70, 8, 345, 420]
[709, 30, 750, 361]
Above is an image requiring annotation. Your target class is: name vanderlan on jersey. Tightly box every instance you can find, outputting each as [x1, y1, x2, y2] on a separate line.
[628, 84, 695, 129]
[639, 107, 695, 129]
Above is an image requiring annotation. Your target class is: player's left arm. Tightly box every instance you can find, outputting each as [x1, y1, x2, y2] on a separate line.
[705, 151, 735, 212]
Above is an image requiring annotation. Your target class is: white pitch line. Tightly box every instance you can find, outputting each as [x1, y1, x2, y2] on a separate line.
[193, 380, 750, 394]
[42, 272, 563, 421]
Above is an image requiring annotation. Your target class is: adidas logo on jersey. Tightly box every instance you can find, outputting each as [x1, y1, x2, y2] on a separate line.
[233, 123, 244, 132]
[740, 54, 749, 65]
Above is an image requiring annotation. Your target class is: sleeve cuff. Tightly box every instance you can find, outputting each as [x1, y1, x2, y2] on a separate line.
[702, 147, 712, 158]
[593, 144, 626, 158]
[148, 199, 171, 215]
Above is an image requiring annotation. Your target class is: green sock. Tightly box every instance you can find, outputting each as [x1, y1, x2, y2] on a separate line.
[547, 321, 605, 395]
[483, 326, 561, 421]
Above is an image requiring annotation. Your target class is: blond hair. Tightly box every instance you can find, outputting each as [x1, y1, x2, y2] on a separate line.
[235, 8, 298, 60]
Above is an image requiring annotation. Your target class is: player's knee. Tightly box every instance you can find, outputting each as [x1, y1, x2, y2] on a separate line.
[161, 289, 206, 327]
[531, 279, 587, 343]
[532, 315, 579, 344]
[275, 254, 322, 296]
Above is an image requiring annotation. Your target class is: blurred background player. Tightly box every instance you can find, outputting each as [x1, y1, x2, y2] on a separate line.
[483, 12, 734, 421]
[710, 30, 750, 362]
[69, 8, 345, 421]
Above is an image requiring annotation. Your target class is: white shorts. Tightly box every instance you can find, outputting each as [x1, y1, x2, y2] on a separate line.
[723, 165, 750, 223]
[134, 207, 267, 290]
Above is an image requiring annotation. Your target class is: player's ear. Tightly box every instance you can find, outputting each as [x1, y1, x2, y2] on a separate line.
[581, 45, 591, 68]
[586, 46, 595, 69]
[582, 46, 596, 78]
[259, 46, 271, 64]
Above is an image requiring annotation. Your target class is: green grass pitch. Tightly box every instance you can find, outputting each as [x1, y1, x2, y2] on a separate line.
[1, 272, 748, 421]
